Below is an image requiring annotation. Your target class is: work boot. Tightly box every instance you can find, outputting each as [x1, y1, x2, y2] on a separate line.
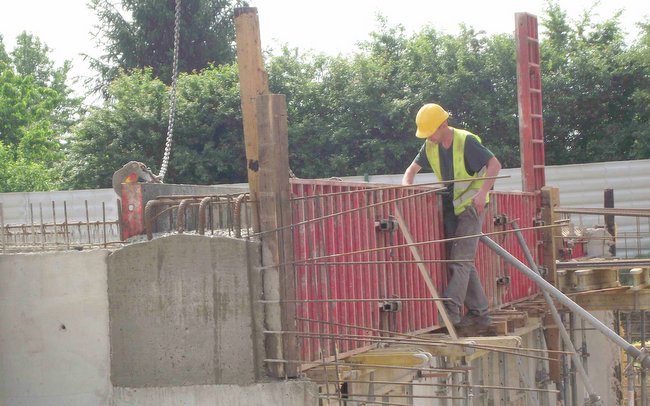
[443, 303, 461, 325]
[455, 312, 492, 329]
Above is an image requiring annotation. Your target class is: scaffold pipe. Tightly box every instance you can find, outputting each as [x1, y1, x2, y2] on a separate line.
[510, 222, 601, 405]
[480, 235, 650, 370]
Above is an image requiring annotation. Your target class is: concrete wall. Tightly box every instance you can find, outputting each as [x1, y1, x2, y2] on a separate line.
[108, 234, 265, 387]
[111, 381, 318, 406]
[0, 235, 314, 405]
[0, 249, 112, 406]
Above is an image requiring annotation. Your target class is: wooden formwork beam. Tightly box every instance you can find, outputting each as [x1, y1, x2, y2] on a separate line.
[569, 288, 650, 311]
[257, 93, 298, 377]
[235, 7, 269, 233]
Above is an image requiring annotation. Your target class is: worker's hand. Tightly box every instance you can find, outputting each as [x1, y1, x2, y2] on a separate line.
[472, 191, 488, 216]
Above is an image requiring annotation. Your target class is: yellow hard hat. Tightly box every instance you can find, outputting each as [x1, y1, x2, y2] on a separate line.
[415, 103, 449, 138]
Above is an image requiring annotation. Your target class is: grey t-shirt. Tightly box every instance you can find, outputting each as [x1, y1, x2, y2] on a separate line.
[413, 131, 494, 217]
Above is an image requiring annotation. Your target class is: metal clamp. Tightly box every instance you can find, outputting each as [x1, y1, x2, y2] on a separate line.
[375, 218, 398, 232]
[379, 300, 402, 312]
[496, 275, 511, 286]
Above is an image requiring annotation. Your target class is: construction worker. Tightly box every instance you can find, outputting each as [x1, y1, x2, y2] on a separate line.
[402, 103, 502, 329]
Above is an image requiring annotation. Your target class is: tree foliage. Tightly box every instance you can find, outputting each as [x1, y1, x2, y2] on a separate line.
[89, 0, 247, 93]
[0, 33, 80, 192]
[267, 19, 519, 178]
[540, 2, 649, 164]
[63, 64, 244, 189]
[20, 1, 648, 191]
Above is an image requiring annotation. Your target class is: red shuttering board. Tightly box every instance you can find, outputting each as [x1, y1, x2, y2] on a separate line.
[290, 179, 539, 364]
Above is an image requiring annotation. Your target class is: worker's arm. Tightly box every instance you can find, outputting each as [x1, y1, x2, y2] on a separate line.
[472, 156, 501, 215]
[402, 161, 422, 185]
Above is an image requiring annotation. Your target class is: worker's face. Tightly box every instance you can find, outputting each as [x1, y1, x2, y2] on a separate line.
[425, 125, 444, 144]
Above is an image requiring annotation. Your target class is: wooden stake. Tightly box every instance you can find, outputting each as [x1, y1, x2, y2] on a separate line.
[234, 7, 268, 233]
[394, 207, 458, 339]
[540, 186, 561, 384]
[257, 93, 298, 377]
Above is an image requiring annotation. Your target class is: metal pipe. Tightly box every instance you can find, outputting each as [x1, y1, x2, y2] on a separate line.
[641, 311, 647, 406]
[554, 207, 650, 218]
[627, 312, 635, 406]
[569, 312, 578, 406]
[556, 258, 650, 270]
[480, 234, 650, 371]
[259, 222, 562, 271]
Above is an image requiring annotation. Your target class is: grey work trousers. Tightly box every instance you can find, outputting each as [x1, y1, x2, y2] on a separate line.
[442, 205, 489, 320]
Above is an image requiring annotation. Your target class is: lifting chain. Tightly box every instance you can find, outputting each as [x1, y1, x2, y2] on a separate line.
[158, 0, 182, 182]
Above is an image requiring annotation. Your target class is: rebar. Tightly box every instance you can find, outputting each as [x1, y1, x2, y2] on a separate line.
[290, 175, 510, 201]
[258, 222, 563, 271]
[554, 207, 650, 218]
[315, 378, 559, 394]
[294, 317, 565, 360]
[254, 185, 445, 238]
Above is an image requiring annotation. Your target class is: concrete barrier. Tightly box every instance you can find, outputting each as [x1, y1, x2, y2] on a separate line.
[0, 249, 112, 405]
[108, 235, 265, 387]
[1, 235, 313, 405]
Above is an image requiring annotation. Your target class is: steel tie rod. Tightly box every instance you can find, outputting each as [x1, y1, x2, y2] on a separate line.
[479, 234, 650, 371]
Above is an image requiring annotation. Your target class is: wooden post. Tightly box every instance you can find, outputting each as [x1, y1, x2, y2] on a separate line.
[257, 93, 298, 378]
[540, 186, 561, 285]
[540, 186, 562, 384]
[235, 7, 269, 232]
[604, 188, 616, 256]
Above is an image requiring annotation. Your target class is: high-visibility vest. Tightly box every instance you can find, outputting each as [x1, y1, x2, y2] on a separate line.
[425, 128, 489, 215]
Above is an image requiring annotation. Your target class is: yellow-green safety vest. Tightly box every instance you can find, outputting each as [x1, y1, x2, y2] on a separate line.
[425, 128, 489, 215]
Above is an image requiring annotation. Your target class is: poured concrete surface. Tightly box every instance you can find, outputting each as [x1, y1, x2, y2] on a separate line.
[0, 250, 112, 406]
[111, 381, 318, 406]
[108, 234, 264, 387]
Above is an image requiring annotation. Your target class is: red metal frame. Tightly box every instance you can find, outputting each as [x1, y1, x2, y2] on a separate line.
[290, 180, 539, 363]
[516, 13, 546, 195]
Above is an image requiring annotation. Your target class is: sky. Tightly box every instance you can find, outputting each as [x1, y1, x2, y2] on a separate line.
[1, 0, 648, 99]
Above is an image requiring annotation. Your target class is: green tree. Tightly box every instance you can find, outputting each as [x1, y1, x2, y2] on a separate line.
[63, 64, 245, 189]
[267, 19, 520, 178]
[540, 1, 646, 164]
[0, 33, 80, 192]
[624, 22, 650, 159]
[89, 0, 247, 93]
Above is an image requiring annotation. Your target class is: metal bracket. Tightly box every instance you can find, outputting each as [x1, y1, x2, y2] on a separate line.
[537, 266, 549, 278]
[379, 300, 402, 312]
[496, 275, 511, 286]
[493, 214, 508, 226]
[375, 218, 398, 232]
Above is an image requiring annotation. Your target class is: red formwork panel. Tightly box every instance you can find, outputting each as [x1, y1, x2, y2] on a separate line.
[290, 179, 539, 363]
